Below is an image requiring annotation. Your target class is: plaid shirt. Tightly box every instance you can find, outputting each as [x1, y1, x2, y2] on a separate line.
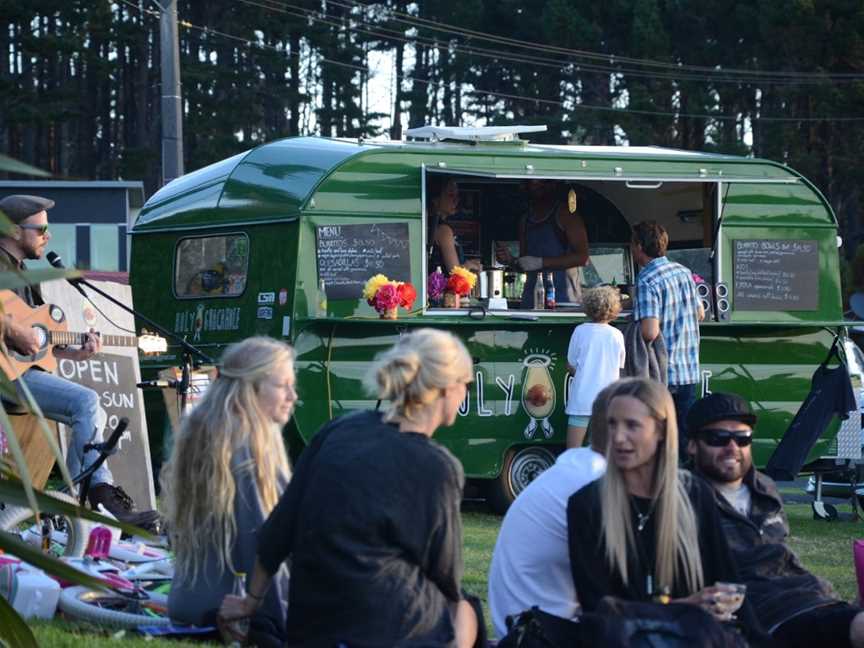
[634, 256, 700, 385]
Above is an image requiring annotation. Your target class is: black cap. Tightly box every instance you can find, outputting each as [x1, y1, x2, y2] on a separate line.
[687, 392, 757, 432]
[0, 194, 55, 224]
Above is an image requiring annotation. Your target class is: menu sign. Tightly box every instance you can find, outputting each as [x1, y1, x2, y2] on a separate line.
[733, 239, 819, 311]
[316, 223, 411, 299]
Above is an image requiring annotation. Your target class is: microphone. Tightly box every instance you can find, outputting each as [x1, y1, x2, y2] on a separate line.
[136, 379, 178, 389]
[47, 251, 85, 291]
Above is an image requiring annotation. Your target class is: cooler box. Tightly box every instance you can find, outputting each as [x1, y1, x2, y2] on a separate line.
[0, 562, 61, 619]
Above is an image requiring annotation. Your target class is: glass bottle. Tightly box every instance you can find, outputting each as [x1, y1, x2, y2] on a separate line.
[533, 273, 545, 310]
[545, 272, 556, 310]
[317, 278, 328, 317]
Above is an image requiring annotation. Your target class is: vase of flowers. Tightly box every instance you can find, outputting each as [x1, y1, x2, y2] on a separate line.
[444, 266, 477, 308]
[363, 274, 417, 319]
[428, 267, 447, 307]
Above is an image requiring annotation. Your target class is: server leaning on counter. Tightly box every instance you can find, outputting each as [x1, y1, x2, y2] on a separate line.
[496, 180, 590, 308]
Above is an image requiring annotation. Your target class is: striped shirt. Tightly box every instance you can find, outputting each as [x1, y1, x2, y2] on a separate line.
[634, 256, 701, 385]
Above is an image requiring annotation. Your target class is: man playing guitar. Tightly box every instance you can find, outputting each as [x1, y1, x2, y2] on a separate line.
[0, 194, 157, 530]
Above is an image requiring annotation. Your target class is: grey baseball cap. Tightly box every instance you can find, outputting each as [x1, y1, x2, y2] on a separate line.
[0, 194, 55, 223]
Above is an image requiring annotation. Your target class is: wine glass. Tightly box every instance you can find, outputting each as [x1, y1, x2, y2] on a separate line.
[713, 582, 747, 622]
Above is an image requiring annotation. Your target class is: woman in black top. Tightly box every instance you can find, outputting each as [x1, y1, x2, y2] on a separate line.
[220, 328, 479, 648]
[567, 378, 752, 625]
[427, 176, 481, 273]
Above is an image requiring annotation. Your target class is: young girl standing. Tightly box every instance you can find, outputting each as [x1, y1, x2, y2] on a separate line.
[565, 286, 625, 448]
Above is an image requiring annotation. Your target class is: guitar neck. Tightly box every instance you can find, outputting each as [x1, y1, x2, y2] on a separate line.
[48, 331, 138, 348]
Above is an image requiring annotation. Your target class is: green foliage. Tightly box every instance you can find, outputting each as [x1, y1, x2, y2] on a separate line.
[2, 1, 864, 252]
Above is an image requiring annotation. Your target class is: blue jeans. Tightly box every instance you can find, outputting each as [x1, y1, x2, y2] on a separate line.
[669, 382, 698, 461]
[16, 369, 112, 485]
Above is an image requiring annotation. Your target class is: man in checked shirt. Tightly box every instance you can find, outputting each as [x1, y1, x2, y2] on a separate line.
[631, 221, 704, 460]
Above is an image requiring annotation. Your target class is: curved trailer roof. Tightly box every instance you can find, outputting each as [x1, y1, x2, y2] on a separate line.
[134, 135, 832, 232]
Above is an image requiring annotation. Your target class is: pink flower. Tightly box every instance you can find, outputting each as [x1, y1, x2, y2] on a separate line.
[692, 273, 705, 284]
[373, 282, 400, 312]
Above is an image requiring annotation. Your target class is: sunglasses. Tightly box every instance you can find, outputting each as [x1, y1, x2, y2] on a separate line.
[700, 428, 753, 448]
[19, 224, 49, 236]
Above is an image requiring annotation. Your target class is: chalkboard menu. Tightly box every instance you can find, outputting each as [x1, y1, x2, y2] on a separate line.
[733, 239, 819, 311]
[316, 222, 411, 299]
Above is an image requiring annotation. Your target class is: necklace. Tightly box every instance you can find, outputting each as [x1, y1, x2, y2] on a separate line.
[631, 497, 655, 532]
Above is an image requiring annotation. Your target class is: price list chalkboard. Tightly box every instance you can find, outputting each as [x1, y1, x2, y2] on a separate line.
[316, 222, 411, 299]
[733, 239, 819, 311]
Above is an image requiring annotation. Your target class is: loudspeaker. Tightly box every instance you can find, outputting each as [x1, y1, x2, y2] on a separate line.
[696, 282, 714, 321]
[715, 283, 730, 320]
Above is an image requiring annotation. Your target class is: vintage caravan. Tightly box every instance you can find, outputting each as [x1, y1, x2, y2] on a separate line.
[130, 126, 858, 512]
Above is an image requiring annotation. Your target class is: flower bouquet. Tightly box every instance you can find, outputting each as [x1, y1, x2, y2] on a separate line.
[444, 266, 477, 308]
[363, 274, 417, 319]
[428, 268, 447, 306]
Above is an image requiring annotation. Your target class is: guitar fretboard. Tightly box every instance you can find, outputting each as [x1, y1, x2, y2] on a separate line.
[48, 331, 138, 347]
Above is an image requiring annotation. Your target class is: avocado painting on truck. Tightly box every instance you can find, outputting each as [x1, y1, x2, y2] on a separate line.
[130, 126, 858, 513]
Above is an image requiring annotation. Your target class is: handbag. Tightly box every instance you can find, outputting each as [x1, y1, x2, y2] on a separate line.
[585, 597, 747, 648]
[497, 607, 583, 648]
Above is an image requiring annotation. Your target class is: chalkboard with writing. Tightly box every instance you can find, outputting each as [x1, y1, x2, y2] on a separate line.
[316, 223, 411, 299]
[733, 239, 819, 311]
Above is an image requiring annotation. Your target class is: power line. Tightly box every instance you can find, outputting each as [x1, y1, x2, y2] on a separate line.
[241, 0, 859, 86]
[327, 0, 864, 82]
[117, 0, 864, 123]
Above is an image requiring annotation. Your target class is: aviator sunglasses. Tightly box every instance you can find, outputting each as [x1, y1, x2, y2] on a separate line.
[19, 224, 49, 236]
[700, 428, 753, 448]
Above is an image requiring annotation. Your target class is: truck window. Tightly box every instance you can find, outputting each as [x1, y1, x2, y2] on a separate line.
[174, 233, 249, 299]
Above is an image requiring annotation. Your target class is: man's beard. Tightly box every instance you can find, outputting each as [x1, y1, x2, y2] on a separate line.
[696, 447, 752, 484]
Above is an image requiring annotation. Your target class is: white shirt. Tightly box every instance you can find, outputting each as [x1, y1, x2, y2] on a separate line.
[565, 322, 626, 416]
[488, 448, 607, 638]
[717, 482, 752, 517]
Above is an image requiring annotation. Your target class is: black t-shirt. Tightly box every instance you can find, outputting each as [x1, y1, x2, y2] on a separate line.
[567, 472, 740, 608]
[257, 410, 465, 647]
[765, 362, 856, 481]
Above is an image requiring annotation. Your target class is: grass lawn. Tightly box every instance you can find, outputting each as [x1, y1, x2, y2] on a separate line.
[27, 498, 864, 646]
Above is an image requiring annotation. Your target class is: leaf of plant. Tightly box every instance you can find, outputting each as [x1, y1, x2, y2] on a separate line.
[0, 369, 19, 403]
[0, 530, 106, 590]
[3, 376, 74, 490]
[0, 267, 80, 290]
[0, 474, 155, 539]
[0, 405, 39, 517]
[0, 210, 14, 237]
[0, 593, 38, 648]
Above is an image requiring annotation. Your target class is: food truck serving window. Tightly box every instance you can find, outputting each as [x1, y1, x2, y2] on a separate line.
[174, 233, 249, 299]
[422, 168, 720, 316]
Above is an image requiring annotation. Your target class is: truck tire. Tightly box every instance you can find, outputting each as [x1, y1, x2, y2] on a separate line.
[0, 491, 91, 557]
[485, 446, 556, 515]
[59, 586, 171, 629]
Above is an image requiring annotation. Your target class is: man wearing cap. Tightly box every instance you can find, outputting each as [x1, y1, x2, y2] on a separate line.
[0, 195, 157, 529]
[688, 392, 864, 648]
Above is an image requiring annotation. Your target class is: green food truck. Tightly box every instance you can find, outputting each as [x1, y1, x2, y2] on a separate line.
[130, 125, 861, 513]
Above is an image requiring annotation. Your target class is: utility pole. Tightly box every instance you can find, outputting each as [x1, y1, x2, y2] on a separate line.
[154, 0, 183, 186]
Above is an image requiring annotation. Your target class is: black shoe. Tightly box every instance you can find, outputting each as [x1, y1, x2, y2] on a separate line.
[88, 483, 160, 532]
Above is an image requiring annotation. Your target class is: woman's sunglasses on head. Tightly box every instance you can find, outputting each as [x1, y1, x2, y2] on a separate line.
[699, 428, 753, 447]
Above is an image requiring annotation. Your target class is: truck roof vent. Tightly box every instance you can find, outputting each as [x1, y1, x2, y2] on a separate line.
[405, 125, 547, 143]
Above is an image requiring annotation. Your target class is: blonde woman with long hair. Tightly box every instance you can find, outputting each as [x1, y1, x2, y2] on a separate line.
[162, 336, 295, 646]
[567, 378, 754, 627]
[220, 328, 480, 648]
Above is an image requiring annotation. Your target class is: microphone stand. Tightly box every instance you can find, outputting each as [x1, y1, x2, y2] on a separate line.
[64, 274, 214, 415]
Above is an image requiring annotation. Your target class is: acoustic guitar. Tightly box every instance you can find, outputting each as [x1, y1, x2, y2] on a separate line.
[0, 290, 167, 380]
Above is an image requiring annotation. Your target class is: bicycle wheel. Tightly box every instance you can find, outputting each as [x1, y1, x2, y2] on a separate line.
[0, 491, 91, 557]
[59, 585, 171, 629]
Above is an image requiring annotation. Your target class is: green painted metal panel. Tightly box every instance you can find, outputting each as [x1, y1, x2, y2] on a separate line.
[130, 135, 849, 486]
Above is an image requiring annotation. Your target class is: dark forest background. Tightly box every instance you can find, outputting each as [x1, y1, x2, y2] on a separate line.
[3, 0, 864, 260]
